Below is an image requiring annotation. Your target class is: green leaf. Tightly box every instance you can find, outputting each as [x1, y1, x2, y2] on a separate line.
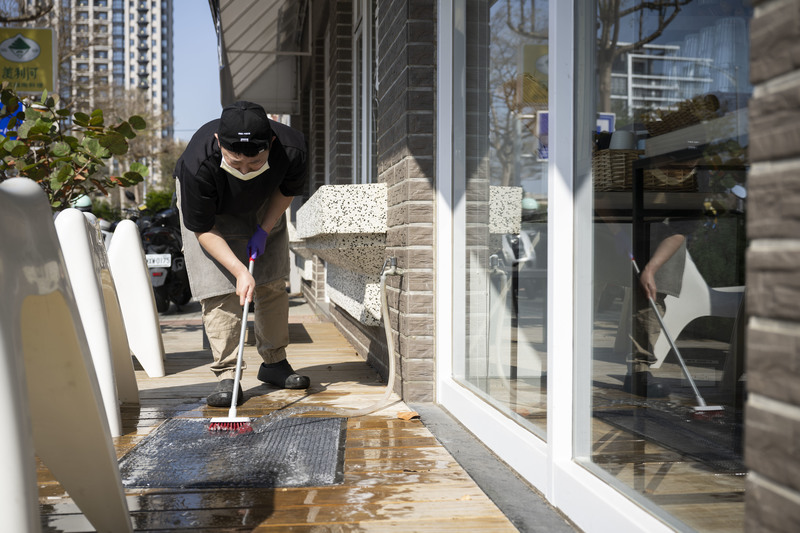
[10, 143, 29, 157]
[56, 108, 70, 117]
[128, 115, 146, 130]
[1, 94, 19, 114]
[51, 141, 70, 158]
[115, 121, 135, 139]
[74, 112, 90, 127]
[99, 131, 128, 153]
[89, 109, 104, 127]
[63, 135, 79, 149]
[3, 139, 23, 151]
[55, 164, 73, 182]
[16, 120, 31, 139]
[122, 171, 145, 185]
[73, 152, 90, 166]
[129, 161, 149, 176]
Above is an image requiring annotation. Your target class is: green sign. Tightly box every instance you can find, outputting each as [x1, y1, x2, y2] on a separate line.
[0, 28, 54, 94]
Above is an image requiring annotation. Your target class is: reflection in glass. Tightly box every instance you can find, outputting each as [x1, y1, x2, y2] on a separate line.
[589, 2, 751, 531]
[458, 0, 549, 437]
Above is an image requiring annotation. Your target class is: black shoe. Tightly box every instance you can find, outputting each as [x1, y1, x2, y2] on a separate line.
[622, 371, 670, 398]
[207, 378, 244, 407]
[257, 360, 310, 389]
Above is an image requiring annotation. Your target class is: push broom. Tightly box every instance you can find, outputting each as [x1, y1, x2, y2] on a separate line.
[631, 256, 724, 419]
[208, 257, 255, 433]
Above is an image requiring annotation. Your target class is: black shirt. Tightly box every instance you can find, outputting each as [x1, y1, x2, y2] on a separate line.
[174, 118, 307, 233]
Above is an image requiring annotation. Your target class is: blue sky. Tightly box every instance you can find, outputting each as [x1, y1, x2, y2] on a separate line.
[172, 0, 221, 142]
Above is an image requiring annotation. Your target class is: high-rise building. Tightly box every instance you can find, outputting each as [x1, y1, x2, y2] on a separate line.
[13, 0, 174, 191]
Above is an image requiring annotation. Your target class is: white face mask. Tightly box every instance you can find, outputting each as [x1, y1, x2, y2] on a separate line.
[220, 154, 270, 181]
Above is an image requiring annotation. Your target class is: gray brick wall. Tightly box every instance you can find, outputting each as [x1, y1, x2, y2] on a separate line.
[328, 1, 353, 187]
[310, 33, 327, 197]
[745, 1, 800, 531]
[377, 0, 437, 403]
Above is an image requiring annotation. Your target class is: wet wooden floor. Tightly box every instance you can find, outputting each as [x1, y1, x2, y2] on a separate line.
[37, 301, 519, 532]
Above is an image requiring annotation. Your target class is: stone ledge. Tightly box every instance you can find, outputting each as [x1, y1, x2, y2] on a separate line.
[291, 184, 527, 325]
[293, 184, 389, 325]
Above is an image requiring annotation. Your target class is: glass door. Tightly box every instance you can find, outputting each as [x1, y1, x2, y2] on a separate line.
[581, 1, 751, 530]
[453, 0, 550, 438]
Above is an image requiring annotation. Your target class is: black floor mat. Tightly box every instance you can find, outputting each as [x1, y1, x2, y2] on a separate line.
[594, 407, 744, 473]
[119, 417, 346, 489]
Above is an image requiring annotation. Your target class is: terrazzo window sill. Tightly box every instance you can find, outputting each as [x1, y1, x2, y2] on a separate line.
[292, 184, 388, 325]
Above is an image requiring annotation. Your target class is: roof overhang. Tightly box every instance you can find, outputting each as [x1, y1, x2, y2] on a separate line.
[209, 0, 310, 115]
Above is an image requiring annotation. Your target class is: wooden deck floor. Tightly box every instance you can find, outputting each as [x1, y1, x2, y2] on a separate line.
[37, 300, 519, 532]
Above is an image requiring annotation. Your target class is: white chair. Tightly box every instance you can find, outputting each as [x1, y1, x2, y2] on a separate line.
[651, 251, 745, 368]
[54, 209, 139, 437]
[107, 219, 166, 377]
[0, 178, 132, 533]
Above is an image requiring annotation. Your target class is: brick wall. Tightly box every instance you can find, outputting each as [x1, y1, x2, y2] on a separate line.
[309, 33, 327, 197]
[328, 1, 353, 186]
[377, 0, 437, 402]
[300, 0, 437, 402]
[745, 1, 800, 531]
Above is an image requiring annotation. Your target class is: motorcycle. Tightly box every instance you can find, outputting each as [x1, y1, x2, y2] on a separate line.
[140, 206, 192, 313]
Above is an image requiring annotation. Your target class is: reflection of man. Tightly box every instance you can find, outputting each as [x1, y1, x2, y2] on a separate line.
[174, 101, 310, 408]
[624, 221, 692, 398]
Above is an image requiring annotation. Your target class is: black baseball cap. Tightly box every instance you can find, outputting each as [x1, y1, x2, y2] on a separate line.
[217, 101, 272, 156]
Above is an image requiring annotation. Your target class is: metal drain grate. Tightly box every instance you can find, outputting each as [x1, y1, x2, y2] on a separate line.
[119, 417, 346, 489]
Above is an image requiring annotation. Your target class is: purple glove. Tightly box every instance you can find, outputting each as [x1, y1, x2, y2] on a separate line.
[247, 225, 268, 259]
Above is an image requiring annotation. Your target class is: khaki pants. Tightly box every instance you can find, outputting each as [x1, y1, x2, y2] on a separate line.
[631, 294, 666, 372]
[202, 278, 289, 379]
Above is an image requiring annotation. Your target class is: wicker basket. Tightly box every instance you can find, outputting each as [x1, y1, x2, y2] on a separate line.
[642, 94, 720, 137]
[643, 168, 698, 191]
[592, 149, 643, 191]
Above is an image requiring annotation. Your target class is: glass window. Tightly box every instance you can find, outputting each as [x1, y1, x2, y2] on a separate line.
[457, 0, 550, 437]
[583, 2, 751, 530]
[352, 0, 377, 184]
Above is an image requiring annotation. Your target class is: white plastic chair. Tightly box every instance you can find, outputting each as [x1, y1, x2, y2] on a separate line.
[54, 209, 139, 437]
[107, 219, 166, 377]
[651, 252, 745, 368]
[0, 177, 132, 533]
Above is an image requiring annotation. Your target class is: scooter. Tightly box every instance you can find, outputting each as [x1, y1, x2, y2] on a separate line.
[141, 206, 192, 313]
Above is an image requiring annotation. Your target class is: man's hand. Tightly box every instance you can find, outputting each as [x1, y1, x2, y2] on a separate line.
[235, 265, 256, 306]
[639, 266, 658, 301]
[247, 225, 268, 259]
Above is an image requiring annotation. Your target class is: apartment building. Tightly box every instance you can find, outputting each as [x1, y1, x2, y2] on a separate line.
[10, 0, 174, 191]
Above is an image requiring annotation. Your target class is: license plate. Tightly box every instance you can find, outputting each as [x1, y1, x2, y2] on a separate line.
[146, 254, 171, 268]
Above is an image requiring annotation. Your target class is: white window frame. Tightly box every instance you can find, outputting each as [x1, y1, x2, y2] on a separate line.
[435, 1, 674, 531]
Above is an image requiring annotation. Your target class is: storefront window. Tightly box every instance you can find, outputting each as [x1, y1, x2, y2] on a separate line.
[587, 1, 750, 529]
[457, 0, 549, 437]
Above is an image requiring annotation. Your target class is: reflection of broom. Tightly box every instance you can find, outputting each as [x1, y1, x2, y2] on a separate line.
[631, 257, 724, 419]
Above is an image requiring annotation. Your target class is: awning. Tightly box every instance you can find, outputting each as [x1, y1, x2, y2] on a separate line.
[209, 0, 310, 115]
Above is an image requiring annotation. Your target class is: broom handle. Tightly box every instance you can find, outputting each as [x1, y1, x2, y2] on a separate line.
[227, 258, 255, 417]
[631, 258, 707, 407]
